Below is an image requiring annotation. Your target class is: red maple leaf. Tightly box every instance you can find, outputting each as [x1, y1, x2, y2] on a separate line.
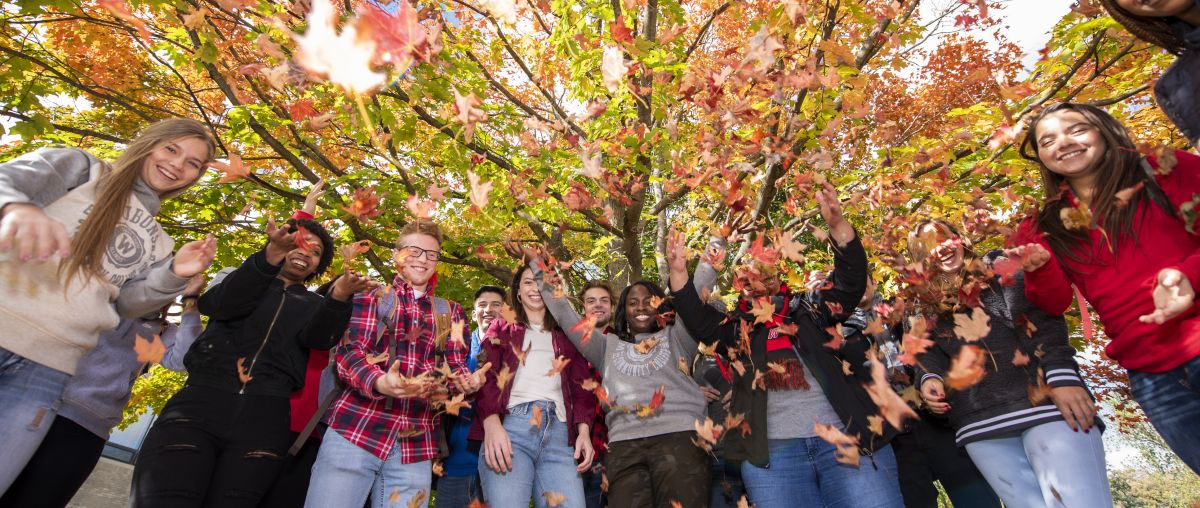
[610, 16, 635, 45]
[343, 187, 384, 223]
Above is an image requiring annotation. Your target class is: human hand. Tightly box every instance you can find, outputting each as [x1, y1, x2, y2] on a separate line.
[1049, 385, 1097, 432]
[700, 385, 722, 403]
[482, 415, 513, 473]
[574, 426, 595, 472]
[454, 362, 492, 395]
[303, 178, 327, 216]
[172, 235, 217, 278]
[1002, 243, 1050, 272]
[815, 181, 854, 246]
[0, 203, 71, 261]
[331, 270, 376, 302]
[920, 377, 950, 415]
[264, 217, 299, 265]
[1138, 268, 1195, 324]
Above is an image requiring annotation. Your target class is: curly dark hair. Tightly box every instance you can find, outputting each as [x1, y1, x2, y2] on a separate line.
[288, 217, 335, 282]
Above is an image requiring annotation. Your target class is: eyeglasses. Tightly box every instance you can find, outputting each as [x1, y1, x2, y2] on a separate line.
[398, 245, 440, 261]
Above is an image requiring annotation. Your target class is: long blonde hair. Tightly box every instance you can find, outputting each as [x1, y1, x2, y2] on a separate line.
[61, 118, 215, 284]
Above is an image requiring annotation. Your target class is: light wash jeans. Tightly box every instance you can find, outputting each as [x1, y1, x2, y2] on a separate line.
[0, 347, 70, 494]
[304, 427, 432, 508]
[964, 420, 1111, 508]
[478, 400, 585, 508]
[1129, 354, 1200, 475]
[740, 438, 904, 508]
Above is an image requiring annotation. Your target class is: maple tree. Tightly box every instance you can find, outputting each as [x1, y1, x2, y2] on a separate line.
[3, 0, 1183, 430]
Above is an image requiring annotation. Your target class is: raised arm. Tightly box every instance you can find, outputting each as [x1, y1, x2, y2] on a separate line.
[530, 259, 608, 368]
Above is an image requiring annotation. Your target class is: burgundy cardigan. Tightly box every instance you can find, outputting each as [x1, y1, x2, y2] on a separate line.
[468, 318, 597, 444]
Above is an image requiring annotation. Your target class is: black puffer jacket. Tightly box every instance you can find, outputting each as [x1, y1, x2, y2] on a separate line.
[672, 235, 899, 468]
[185, 249, 352, 398]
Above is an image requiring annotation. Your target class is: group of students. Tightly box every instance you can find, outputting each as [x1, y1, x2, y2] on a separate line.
[0, 3, 1199, 505]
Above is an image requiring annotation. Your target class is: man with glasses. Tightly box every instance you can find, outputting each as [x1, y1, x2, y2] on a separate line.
[305, 220, 484, 508]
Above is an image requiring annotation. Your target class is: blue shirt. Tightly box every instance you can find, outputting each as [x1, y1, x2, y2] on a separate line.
[443, 327, 484, 476]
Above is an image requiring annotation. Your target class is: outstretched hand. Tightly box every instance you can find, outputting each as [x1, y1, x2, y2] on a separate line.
[666, 226, 690, 292]
[173, 235, 217, 278]
[0, 203, 71, 261]
[1139, 268, 1195, 324]
[265, 218, 299, 265]
[1002, 243, 1051, 272]
[502, 236, 543, 262]
[331, 270, 376, 302]
[815, 181, 854, 247]
[302, 179, 327, 216]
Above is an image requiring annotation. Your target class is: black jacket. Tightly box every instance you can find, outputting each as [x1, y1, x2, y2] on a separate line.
[185, 249, 352, 398]
[671, 234, 899, 467]
[916, 254, 1091, 445]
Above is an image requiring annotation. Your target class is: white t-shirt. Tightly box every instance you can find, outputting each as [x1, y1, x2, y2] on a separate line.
[507, 324, 567, 422]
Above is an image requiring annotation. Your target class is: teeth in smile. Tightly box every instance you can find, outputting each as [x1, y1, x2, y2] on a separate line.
[1059, 150, 1083, 160]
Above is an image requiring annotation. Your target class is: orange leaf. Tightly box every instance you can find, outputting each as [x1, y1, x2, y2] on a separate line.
[342, 187, 384, 223]
[340, 240, 372, 264]
[1012, 349, 1030, 367]
[570, 314, 598, 346]
[899, 317, 934, 365]
[512, 342, 530, 365]
[953, 307, 991, 342]
[865, 351, 917, 431]
[444, 393, 471, 416]
[210, 154, 249, 184]
[365, 351, 390, 365]
[406, 489, 428, 508]
[749, 297, 776, 325]
[946, 345, 987, 390]
[635, 385, 666, 418]
[496, 364, 514, 392]
[813, 421, 860, 467]
[133, 333, 166, 364]
[1114, 181, 1145, 209]
[610, 16, 634, 45]
[542, 492, 566, 507]
[545, 355, 571, 377]
[406, 195, 436, 219]
[530, 404, 543, 428]
[634, 336, 660, 354]
[236, 357, 254, 384]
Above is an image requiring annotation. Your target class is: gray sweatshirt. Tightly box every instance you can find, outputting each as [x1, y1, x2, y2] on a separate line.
[532, 260, 718, 443]
[57, 310, 202, 438]
[0, 147, 190, 317]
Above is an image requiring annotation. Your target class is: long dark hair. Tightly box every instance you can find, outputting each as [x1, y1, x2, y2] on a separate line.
[613, 280, 673, 343]
[1098, 0, 1186, 55]
[1019, 103, 1159, 265]
[509, 264, 559, 330]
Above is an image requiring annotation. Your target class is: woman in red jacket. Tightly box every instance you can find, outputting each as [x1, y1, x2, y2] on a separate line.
[470, 264, 597, 508]
[1011, 102, 1200, 473]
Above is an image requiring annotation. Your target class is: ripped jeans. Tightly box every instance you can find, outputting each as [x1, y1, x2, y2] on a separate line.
[131, 384, 289, 508]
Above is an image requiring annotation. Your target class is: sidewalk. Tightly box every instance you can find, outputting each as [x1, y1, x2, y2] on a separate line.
[68, 458, 131, 508]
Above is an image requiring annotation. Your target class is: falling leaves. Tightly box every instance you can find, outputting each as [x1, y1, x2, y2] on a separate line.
[1012, 349, 1030, 366]
[749, 298, 776, 325]
[569, 314, 598, 345]
[530, 404, 543, 427]
[953, 306, 991, 342]
[480, 0, 518, 24]
[864, 351, 917, 430]
[899, 316, 934, 365]
[406, 489, 428, 508]
[542, 491, 566, 507]
[237, 357, 254, 383]
[342, 187, 384, 223]
[601, 46, 629, 93]
[545, 355, 571, 377]
[946, 345, 987, 390]
[634, 336, 661, 354]
[693, 417, 724, 452]
[406, 195, 436, 219]
[634, 385, 666, 418]
[210, 153, 249, 183]
[1059, 201, 1093, 231]
[444, 393, 471, 416]
[741, 26, 785, 72]
[97, 0, 150, 42]
[495, 364, 514, 393]
[1114, 181, 1145, 208]
[453, 90, 488, 143]
[133, 333, 166, 364]
[813, 421, 860, 467]
[293, 0, 387, 93]
[467, 171, 493, 210]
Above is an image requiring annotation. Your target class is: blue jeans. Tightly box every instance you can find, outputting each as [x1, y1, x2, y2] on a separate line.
[304, 427, 432, 508]
[740, 438, 903, 508]
[478, 401, 584, 508]
[710, 455, 746, 508]
[436, 474, 483, 508]
[0, 347, 70, 494]
[1129, 354, 1200, 475]
[964, 420, 1111, 508]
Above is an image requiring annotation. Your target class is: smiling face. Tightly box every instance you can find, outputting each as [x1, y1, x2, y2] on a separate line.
[582, 286, 614, 326]
[1033, 110, 1108, 184]
[515, 269, 544, 313]
[394, 232, 439, 290]
[624, 284, 659, 334]
[473, 290, 504, 331]
[918, 223, 965, 274]
[141, 137, 209, 195]
[279, 229, 323, 284]
[1115, 0, 1196, 17]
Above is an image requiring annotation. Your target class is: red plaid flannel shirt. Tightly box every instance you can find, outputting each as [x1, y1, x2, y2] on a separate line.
[326, 276, 469, 461]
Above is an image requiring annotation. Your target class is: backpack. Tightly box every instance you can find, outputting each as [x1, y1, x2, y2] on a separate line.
[289, 290, 453, 455]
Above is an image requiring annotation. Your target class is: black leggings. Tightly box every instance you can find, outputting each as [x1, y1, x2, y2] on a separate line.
[131, 385, 290, 508]
[0, 417, 106, 508]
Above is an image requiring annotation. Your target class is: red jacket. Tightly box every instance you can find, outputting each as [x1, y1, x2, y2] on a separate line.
[1012, 149, 1200, 373]
[468, 319, 598, 444]
[288, 348, 330, 435]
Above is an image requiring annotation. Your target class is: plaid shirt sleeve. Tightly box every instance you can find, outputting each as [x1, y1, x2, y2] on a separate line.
[335, 292, 386, 400]
[445, 302, 471, 380]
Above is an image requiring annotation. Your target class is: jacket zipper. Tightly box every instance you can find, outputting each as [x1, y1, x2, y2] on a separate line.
[240, 293, 288, 394]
